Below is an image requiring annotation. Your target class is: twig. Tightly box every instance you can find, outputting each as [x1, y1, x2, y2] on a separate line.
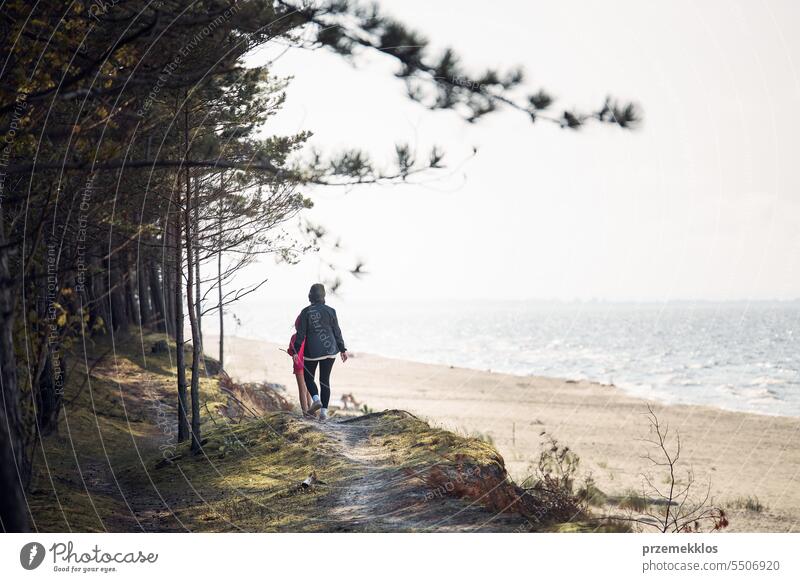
[219, 386, 260, 419]
[204, 401, 222, 428]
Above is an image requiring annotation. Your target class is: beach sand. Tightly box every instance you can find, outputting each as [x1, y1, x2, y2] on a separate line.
[210, 335, 800, 532]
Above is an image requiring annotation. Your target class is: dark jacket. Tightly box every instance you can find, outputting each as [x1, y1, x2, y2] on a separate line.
[293, 302, 346, 359]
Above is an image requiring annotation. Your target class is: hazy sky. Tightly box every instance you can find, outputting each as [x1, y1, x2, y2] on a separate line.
[238, 0, 800, 304]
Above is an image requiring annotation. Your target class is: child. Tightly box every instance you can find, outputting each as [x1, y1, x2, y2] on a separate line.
[288, 315, 314, 417]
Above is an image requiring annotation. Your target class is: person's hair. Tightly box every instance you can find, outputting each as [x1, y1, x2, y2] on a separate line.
[308, 283, 326, 303]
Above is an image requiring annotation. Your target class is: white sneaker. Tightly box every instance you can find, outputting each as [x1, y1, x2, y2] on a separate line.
[319, 408, 328, 423]
[308, 399, 322, 414]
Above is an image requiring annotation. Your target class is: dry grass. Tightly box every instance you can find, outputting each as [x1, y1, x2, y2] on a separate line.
[359, 411, 584, 529]
[726, 496, 765, 513]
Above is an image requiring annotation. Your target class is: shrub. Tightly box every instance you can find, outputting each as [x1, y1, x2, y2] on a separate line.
[726, 496, 764, 513]
[577, 474, 608, 507]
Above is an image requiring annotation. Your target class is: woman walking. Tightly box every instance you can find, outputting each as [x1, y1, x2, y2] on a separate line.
[292, 284, 348, 422]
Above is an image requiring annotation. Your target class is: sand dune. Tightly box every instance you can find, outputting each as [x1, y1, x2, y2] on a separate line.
[210, 335, 800, 532]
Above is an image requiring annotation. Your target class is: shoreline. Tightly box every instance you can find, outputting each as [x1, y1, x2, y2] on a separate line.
[214, 332, 799, 420]
[209, 334, 800, 532]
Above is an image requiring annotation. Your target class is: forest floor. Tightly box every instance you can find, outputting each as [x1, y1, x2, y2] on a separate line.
[26, 333, 591, 532]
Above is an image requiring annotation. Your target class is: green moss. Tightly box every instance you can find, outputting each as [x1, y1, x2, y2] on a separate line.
[365, 410, 504, 471]
[122, 413, 356, 532]
[28, 488, 125, 533]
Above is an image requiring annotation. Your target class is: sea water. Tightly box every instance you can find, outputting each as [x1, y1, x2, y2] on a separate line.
[227, 300, 800, 417]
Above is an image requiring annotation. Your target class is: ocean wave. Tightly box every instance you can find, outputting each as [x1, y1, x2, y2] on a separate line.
[749, 376, 789, 386]
[741, 387, 782, 401]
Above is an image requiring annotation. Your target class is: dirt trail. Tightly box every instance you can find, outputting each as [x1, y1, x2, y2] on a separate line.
[316, 416, 523, 532]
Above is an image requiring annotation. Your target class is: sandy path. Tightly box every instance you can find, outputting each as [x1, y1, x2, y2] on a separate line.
[316, 415, 522, 532]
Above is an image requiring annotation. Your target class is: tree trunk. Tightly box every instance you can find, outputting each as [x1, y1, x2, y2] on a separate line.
[185, 204, 202, 454]
[90, 256, 110, 334]
[217, 173, 224, 369]
[123, 249, 140, 327]
[35, 349, 64, 437]
[109, 261, 129, 333]
[165, 258, 176, 336]
[138, 258, 152, 327]
[184, 96, 202, 454]
[162, 223, 176, 338]
[148, 262, 166, 333]
[174, 191, 189, 443]
[193, 177, 206, 376]
[0, 229, 29, 532]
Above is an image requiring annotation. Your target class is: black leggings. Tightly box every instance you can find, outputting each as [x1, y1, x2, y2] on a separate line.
[304, 357, 335, 408]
